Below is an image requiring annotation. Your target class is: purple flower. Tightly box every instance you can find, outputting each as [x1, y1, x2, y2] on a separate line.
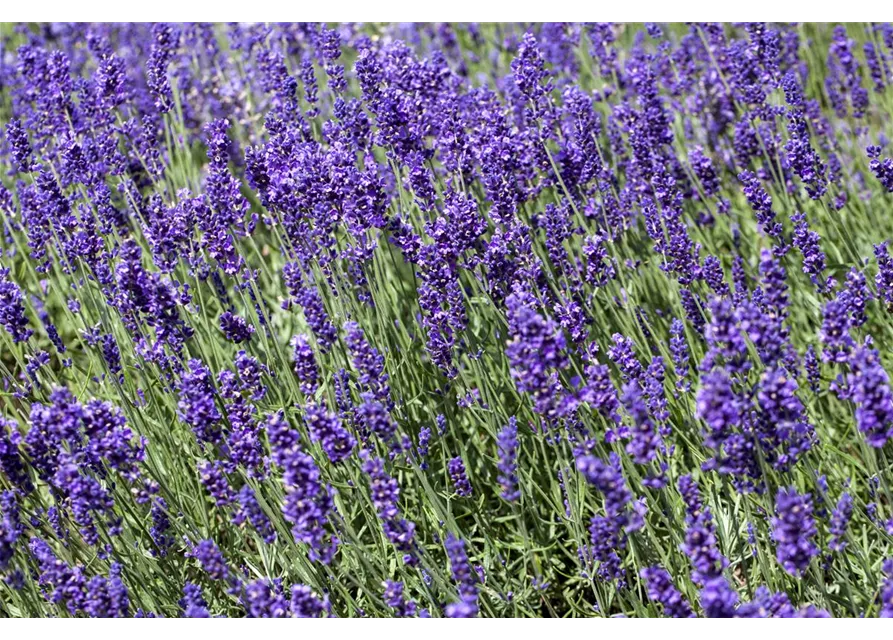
[505, 292, 571, 418]
[641, 566, 694, 618]
[83, 563, 130, 618]
[790, 212, 827, 288]
[361, 452, 417, 560]
[0, 267, 33, 343]
[4, 118, 32, 172]
[291, 335, 320, 395]
[579, 362, 622, 429]
[242, 579, 290, 618]
[623, 381, 661, 464]
[219, 312, 254, 344]
[355, 393, 397, 445]
[0, 491, 22, 571]
[198, 460, 234, 508]
[345, 322, 391, 407]
[739, 170, 784, 248]
[178, 359, 223, 446]
[820, 291, 856, 362]
[444, 533, 478, 617]
[881, 559, 893, 617]
[265, 411, 337, 564]
[868, 146, 893, 193]
[416, 426, 432, 470]
[448, 456, 473, 498]
[678, 475, 728, 586]
[846, 268, 871, 327]
[876, 242, 893, 307]
[283, 267, 338, 352]
[147, 23, 178, 112]
[846, 343, 893, 448]
[180, 583, 210, 618]
[383, 580, 417, 617]
[670, 318, 691, 393]
[771, 488, 818, 576]
[0, 417, 31, 493]
[289, 584, 330, 618]
[304, 401, 355, 464]
[496, 418, 520, 502]
[234, 485, 276, 544]
[700, 577, 738, 618]
[829, 492, 853, 552]
[149, 497, 173, 556]
[190, 539, 231, 582]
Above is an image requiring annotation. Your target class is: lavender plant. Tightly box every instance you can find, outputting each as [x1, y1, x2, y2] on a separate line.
[2, 21, 893, 618]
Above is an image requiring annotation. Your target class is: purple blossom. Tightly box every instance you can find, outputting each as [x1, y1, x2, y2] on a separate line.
[383, 580, 418, 617]
[846, 343, 893, 447]
[881, 559, 893, 617]
[496, 418, 520, 502]
[448, 456, 473, 498]
[444, 533, 478, 617]
[181, 583, 210, 618]
[178, 359, 223, 446]
[361, 452, 416, 560]
[0, 267, 33, 343]
[771, 488, 818, 576]
[219, 312, 254, 344]
[304, 401, 355, 464]
[345, 322, 391, 407]
[265, 411, 337, 564]
[234, 485, 276, 544]
[641, 566, 694, 618]
[829, 492, 853, 552]
[291, 335, 320, 395]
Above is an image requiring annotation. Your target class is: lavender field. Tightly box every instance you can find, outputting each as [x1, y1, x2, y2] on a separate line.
[1, 22, 893, 618]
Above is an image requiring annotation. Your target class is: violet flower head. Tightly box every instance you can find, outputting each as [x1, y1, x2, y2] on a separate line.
[829, 492, 853, 552]
[147, 23, 178, 112]
[0, 267, 33, 343]
[181, 583, 210, 618]
[771, 488, 819, 576]
[5, 118, 32, 173]
[190, 539, 231, 582]
[289, 584, 330, 618]
[219, 311, 254, 344]
[700, 577, 739, 618]
[234, 485, 276, 544]
[623, 380, 661, 464]
[178, 359, 223, 446]
[739, 170, 784, 247]
[291, 334, 320, 396]
[0, 491, 22, 571]
[669, 318, 691, 392]
[881, 559, 893, 618]
[361, 452, 417, 559]
[383, 580, 417, 617]
[444, 533, 479, 617]
[505, 292, 569, 416]
[875, 242, 893, 307]
[678, 475, 728, 586]
[448, 456, 473, 498]
[198, 458, 234, 508]
[641, 565, 695, 618]
[265, 410, 338, 564]
[846, 343, 893, 448]
[496, 418, 520, 502]
[304, 401, 355, 464]
[344, 321, 391, 406]
[790, 212, 827, 288]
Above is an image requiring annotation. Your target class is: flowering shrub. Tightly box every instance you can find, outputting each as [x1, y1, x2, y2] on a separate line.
[2, 22, 893, 618]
